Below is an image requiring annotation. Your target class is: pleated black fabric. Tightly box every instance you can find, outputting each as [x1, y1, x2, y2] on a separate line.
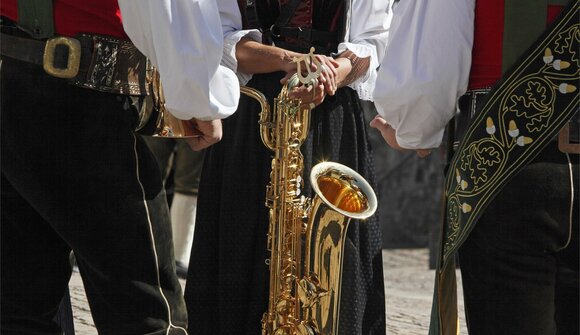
[185, 72, 385, 335]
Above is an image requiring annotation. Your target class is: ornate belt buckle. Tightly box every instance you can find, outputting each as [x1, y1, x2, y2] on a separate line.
[43, 36, 81, 79]
[558, 123, 580, 154]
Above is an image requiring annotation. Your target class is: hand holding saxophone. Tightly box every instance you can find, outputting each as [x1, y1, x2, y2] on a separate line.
[280, 49, 340, 109]
[235, 39, 341, 109]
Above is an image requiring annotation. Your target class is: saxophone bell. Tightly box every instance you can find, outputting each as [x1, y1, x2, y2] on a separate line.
[310, 162, 377, 219]
[299, 162, 377, 334]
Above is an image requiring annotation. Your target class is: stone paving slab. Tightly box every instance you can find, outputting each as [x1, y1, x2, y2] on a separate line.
[69, 248, 467, 334]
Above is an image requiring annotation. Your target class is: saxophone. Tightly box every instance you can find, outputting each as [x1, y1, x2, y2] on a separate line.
[241, 49, 377, 335]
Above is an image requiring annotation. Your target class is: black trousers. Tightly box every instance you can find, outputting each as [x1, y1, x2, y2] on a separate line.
[458, 143, 579, 335]
[54, 290, 75, 334]
[1, 58, 188, 334]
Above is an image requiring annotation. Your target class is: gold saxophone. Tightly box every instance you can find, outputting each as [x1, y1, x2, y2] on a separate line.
[241, 49, 378, 335]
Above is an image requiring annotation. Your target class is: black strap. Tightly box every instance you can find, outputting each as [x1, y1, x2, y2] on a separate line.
[244, 0, 302, 33]
[243, 0, 338, 49]
[243, 0, 260, 29]
[17, 0, 54, 39]
[275, 0, 302, 28]
[243, 0, 301, 30]
[271, 26, 338, 44]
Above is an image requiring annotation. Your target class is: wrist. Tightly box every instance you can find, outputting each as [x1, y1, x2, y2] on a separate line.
[279, 50, 299, 73]
[338, 52, 357, 67]
[334, 57, 352, 88]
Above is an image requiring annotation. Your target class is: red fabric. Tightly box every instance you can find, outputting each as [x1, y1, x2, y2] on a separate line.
[547, 5, 562, 24]
[468, 0, 505, 90]
[1, 0, 126, 39]
[469, 2, 563, 90]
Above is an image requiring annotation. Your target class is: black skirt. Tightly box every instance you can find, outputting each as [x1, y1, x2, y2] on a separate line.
[185, 72, 385, 335]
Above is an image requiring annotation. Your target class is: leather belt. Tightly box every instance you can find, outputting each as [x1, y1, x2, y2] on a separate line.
[455, 88, 580, 153]
[0, 30, 152, 96]
[454, 88, 491, 149]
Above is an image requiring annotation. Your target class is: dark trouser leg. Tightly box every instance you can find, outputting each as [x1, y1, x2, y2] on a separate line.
[1, 175, 72, 334]
[1, 58, 187, 334]
[554, 194, 579, 335]
[458, 144, 579, 335]
[54, 289, 75, 335]
[141, 136, 176, 184]
[173, 140, 203, 195]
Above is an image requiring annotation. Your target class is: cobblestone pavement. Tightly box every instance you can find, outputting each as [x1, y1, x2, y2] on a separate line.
[69, 248, 467, 334]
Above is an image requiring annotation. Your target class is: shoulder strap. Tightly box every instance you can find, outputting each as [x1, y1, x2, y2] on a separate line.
[431, 2, 579, 334]
[242, 0, 260, 29]
[17, 0, 54, 39]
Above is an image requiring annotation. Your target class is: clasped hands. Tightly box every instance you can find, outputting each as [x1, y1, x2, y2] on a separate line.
[280, 53, 341, 109]
[182, 54, 339, 151]
[182, 52, 343, 151]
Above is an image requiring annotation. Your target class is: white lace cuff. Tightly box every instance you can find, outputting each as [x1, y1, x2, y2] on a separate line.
[336, 42, 379, 101]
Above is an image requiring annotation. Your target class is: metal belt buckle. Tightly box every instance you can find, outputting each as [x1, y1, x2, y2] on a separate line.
[43, 36, 81, 79]
[558, 123, 580, 154]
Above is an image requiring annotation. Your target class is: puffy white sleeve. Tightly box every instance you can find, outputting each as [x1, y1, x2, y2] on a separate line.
[338, 0, 392, 101]
[218, 0, 262, 86]
[373, 0, 475, 149]
[118, 0, 240, 121]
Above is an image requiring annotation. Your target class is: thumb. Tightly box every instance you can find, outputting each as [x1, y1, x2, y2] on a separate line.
[280, 71, 294, 85]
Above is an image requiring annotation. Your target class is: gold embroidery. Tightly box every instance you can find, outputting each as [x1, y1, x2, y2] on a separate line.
[442, 18, 580, 264]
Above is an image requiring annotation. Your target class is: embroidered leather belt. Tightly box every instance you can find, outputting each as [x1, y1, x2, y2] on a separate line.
[0, 29, 152, 96]
[455, 88, 579, 153]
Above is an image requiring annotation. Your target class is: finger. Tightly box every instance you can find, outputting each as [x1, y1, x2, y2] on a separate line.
[320, 67, 336, 96]
[317, 83, 325, 99]
[311, 84, 317, 101]
[312, 84, 326, 106]
[185, 137, 207, 151]
[313, 83, 326, 101]
[324, 57, 339, 77]
[299, 85, 325, 109]
[280, 71, 295, 84]
[186, 134, 221, 151]
[313, 55, 326, 70]
[320, 58, 336, 78]
[324, 57, 338, 78]
[288, 85, 311, 99]
[327, 56, 340, 68]
[323, 58, 338, 91]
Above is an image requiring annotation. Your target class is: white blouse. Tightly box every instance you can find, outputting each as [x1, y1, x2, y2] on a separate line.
[373, 0, 476, 150]
[118, 0, 240, 121]
[218, 0, 392, 101]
